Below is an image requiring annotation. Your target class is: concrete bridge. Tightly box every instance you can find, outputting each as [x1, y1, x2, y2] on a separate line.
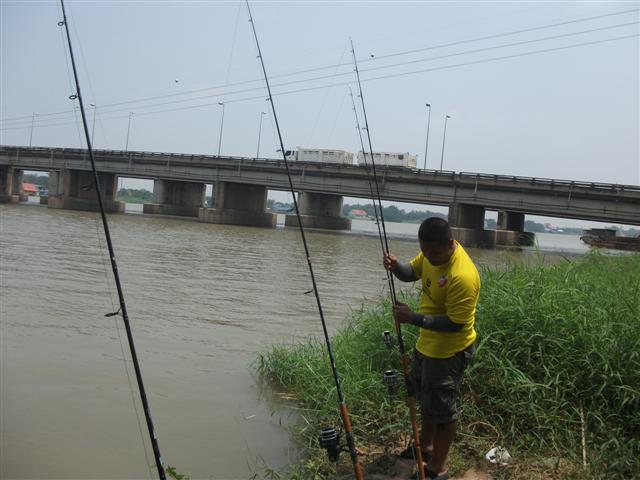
[1, 145, 639, 247]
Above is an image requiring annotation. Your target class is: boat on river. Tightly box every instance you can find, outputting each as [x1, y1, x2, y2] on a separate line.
[580, 228, 640, 252]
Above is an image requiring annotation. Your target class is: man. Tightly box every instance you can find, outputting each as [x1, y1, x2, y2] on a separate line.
[383, 217, 480, 480]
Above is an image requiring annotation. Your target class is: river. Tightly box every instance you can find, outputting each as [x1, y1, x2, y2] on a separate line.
[0, 200, 590, 479]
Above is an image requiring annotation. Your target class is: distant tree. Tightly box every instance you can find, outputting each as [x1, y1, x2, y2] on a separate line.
[116, 188, 153, 203]
[485, 218, 497, 229]
[23, 173, 48, 188]
[383, 205, 402, 222]
[342, 202, 445, 223]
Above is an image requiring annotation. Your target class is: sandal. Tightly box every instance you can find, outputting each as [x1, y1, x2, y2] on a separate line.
[397, 442, 432, 462]
[425, 467, 449, 480]
[408, 466, 449, 480]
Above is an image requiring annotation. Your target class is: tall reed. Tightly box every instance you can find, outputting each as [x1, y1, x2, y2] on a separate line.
[256, 252, 640, 479]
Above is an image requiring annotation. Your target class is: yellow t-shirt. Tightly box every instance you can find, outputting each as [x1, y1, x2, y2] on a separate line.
[409, 241, 480, 359]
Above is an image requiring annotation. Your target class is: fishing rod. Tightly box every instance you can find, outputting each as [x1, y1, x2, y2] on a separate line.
[348, 86, 385, 259]
[57, 2, 166, 478]
[245, 2, 364, 478]
[350, 40, 426, 480]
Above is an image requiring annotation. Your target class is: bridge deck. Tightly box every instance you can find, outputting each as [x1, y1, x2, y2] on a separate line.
[2, 145, 639, 225]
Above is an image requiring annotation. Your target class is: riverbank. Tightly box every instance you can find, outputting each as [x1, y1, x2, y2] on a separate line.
[256, 252, 640, 479]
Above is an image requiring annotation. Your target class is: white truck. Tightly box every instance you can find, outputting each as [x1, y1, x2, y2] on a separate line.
[356, 151, 417, 169]
[286, 148, 355, 165]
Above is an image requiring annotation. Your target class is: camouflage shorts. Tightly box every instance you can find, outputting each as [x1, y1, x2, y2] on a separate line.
[410, 344, 475, 424]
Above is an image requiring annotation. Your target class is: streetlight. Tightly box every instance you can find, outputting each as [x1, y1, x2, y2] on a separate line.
[90, 103, 97, 145]
[29, 112, 38, 147]
[256, 111, 267, 159]
[439, 114, 451, 171]
[217, 101, 225, 157]
[423, 103, 431, 170]
[125, 111, 135, 152]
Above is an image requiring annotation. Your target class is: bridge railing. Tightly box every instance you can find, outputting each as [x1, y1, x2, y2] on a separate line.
[458, 172, 640, 193]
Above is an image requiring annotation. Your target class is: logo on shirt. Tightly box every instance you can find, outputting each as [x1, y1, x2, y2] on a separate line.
[426, 278, 431, 288]
[438, 275, 448, 287]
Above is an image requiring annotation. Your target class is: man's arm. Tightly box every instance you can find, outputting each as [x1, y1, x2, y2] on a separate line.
[383, 253, 419, 282]
[392, 303, 464, 332]
[392, 262, 419, 282]
[409, 313, 464, 333]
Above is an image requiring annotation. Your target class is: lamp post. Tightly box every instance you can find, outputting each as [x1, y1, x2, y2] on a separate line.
[256, 111, 266, 159]
[29, 112, 38, 147]
[423, 103, 431, 170]
[217, 101, 225, 157]
[90, 103, 97, 145]
[439, 114, 451, 171]
[125, 111, 134, 152]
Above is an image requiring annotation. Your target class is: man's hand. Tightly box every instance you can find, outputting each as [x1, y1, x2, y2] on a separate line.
[383, 252, 398, 271]
[392, 302, 415, 324]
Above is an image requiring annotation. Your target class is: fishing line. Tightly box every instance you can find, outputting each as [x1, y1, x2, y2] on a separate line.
[89, 189, 152, 477]
[92, 218, 154, 480]
[347, 86, 384, 258]
[326, 85, 349, 144]
[0, 22, 638, 130]
[57, 1, 166, 478]
[306, 39, 350, 147]
[223, 1, 243, 97]
[68, 4, 112, 150]
[245, 2, 364, 477]
[350, 38, 425, 480]
[55, 1, 83, 147]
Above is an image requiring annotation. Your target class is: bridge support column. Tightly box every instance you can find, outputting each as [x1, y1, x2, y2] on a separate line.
[448, 203, 490, 247]
[143, 179, 205, 217]
[495, 211, 535, 246]
[47, 169, 124, 213]
[11, 169, 28, 201]
[198, 182, 276, 227]
[284, 192, 351, 230]
[0, 166, 20, 203]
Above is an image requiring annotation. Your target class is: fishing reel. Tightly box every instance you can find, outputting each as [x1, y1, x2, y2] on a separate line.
[382, 330, 394, 349]
[318, 426, 342, 462]
[382, 369, 401, 395]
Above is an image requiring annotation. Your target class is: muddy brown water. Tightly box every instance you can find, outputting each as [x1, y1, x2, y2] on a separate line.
[0, 201, 588, 479]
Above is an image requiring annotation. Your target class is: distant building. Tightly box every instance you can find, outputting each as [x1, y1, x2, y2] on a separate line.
[22, 183, 39, 196]
[349, 208, 369, 219]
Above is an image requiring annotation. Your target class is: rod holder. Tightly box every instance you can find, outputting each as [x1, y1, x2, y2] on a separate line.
[383, 369, 401, 395]
[383, 330, 393, 349]
[319, 426, 341, 462]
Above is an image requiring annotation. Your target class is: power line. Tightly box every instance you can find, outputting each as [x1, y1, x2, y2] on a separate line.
[2, 7, 637, 124]
[2, 33, 637, 133]
[4, 21, 638, 129]
[366, 7, 639, 63]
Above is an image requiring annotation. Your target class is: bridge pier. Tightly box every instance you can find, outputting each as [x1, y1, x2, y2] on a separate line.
[47, 169, 125, 213]
[285, 192, 351, 230]
[0, 166, 20, 203]
[198, 182, 276, 227]
[448, 203, 491, 247]
[143, 179, 205, 217]
[495, 210, 535, 246]
[11, 169, 29, 201]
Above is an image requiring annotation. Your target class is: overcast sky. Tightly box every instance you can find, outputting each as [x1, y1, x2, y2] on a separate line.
[1, 1, 638, 228]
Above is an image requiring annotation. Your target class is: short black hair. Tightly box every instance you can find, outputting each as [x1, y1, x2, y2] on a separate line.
[418, 217, 452, 246]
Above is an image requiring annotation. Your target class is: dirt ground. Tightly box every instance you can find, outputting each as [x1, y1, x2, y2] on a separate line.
[365, 458, 492, 480]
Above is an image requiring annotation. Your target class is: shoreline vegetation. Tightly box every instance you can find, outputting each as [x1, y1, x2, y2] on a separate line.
[255, 252, 639, 479]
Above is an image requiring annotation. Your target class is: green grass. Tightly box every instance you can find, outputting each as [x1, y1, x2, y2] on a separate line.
[255, 252, 640, 479]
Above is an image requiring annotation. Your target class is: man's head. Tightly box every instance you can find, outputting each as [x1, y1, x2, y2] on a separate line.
[418, 217, 455, 265]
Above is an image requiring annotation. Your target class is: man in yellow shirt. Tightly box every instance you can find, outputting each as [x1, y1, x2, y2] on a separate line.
[384, 217, 480, 480]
